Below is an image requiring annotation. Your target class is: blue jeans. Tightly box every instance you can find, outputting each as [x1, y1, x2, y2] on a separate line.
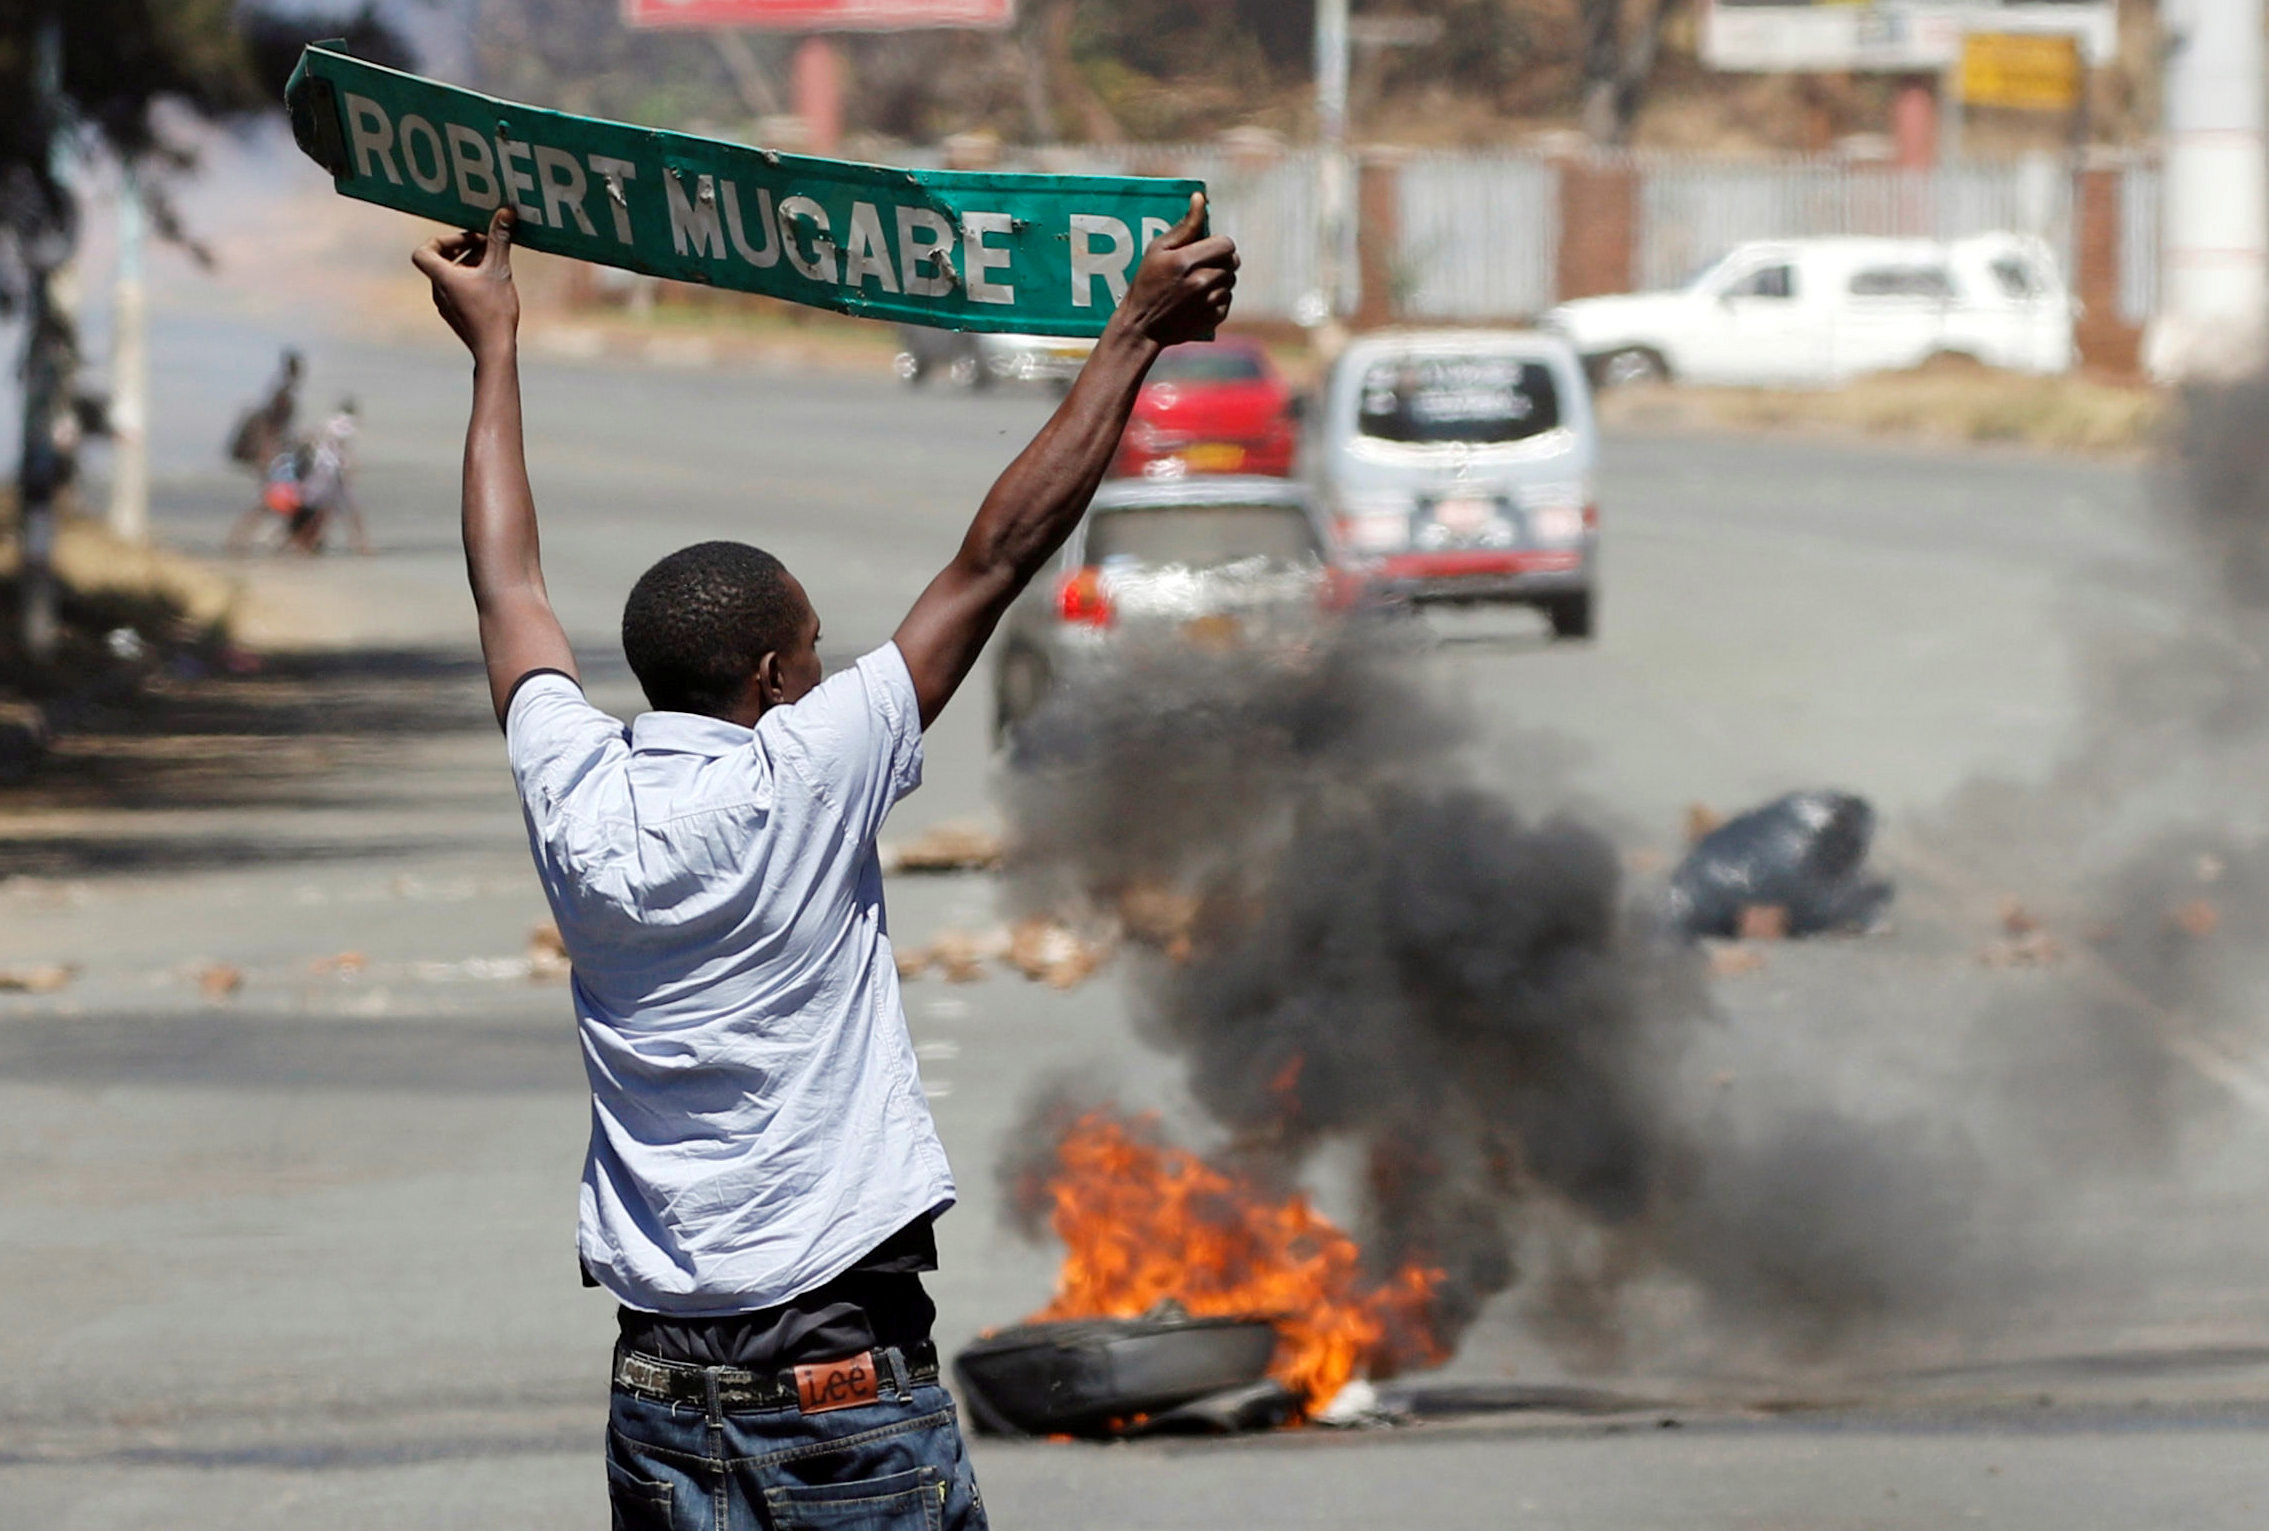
[606, 1354, 989, 1531]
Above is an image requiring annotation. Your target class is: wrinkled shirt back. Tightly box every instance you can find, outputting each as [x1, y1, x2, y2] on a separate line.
[506, 644, 952, 1316]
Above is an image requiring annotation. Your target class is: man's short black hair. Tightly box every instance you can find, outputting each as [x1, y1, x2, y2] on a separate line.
[621, 541, 805, 716]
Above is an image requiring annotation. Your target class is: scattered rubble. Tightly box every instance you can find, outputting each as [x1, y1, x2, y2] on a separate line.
[928, 928, 1002, 983]
[896, 928, 1001, 983]
[1114, 882, 1201, 960]
[309, 950, 367, 976]
[195, 963, 244, 1001]
[1703, 943, 1769, 979]
[526, 922, 571, 981]
[1735, 903, 1789, 941]
[881, 821, 1003, 875]
[1005, 918, 1110, 988]
[1979, 900, 2065, 967]
[0, 964, 75, 993]
[895, 918, 1114, 988]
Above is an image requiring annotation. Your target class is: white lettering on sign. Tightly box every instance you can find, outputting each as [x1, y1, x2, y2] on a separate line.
[778, 196, 840, 285]
[532, 145, 595, 237]
[961, 211, 1015, 305]
[343, 93, 403, 185]
[398, 114, 450, 194]
[843, 201, 900, 294]
[446, 123, 501, 211]
[722, 182, 780, 268]
[666, 171, 727, 260]
[897, 207, 955, 297]
[497, 136, 543, 225]
[1069, 214, 1134, 308]
[1141, 216, 1172, 252]
[587, 156, 637, 244]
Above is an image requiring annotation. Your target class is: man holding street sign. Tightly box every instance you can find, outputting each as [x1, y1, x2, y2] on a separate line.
[413, 193, 1233, 1526]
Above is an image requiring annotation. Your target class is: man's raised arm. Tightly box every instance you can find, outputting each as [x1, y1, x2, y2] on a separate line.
[412, 207, 578, 723]
[893, 194, 1238, 727]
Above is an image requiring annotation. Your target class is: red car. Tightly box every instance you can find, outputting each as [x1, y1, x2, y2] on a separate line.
[1110, 338, 1301, 481]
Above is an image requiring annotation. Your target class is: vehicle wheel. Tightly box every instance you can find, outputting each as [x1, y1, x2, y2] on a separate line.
[1545, 591, 1595, 641]
[893, 351, 926, 385]
[1594, 347, 1669, 390]
[993, 648, 1051, 749]
[948, 352, 985, 390]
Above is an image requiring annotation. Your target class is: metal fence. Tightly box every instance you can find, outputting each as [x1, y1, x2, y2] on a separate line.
[1633, 153, 2075, 293]
[970, 144, 2152, 329]
[2119, 160, 2162, 326]
[1395, 152, 1559, 320]
[1003, 145, 1321, 320]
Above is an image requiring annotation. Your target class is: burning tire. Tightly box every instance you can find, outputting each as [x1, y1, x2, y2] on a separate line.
[953, 1315, 1279, 1438]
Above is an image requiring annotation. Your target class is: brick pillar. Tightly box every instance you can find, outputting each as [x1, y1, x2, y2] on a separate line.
[2072, 165, 2143, 378]
[1355, 150, 1406, 329]
[1556, 156, 1637, 301]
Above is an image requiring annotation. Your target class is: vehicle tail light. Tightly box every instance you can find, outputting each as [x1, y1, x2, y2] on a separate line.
[1319, 565, 1367, 612]
[1583, 503, 1599, 531]
[1056, 566, 1115, 627]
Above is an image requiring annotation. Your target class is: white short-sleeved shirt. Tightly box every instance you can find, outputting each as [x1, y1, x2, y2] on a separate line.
[505, 642, 954, 1316]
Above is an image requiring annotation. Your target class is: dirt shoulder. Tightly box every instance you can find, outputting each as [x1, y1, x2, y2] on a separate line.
[1592, 364, 2166, 458]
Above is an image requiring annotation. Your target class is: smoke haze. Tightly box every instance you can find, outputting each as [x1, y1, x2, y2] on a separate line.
[995, 385, 2269, 1380]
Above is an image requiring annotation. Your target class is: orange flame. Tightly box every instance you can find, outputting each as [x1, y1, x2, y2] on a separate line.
[1026, 1110, 1445, 1415]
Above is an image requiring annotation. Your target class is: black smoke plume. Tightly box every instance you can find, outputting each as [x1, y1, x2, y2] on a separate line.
[997, 380, 2269, 1379]
[996, 628, 1989, 1371]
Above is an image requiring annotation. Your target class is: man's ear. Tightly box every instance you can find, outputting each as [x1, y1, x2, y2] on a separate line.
[755, 650, 786, 704]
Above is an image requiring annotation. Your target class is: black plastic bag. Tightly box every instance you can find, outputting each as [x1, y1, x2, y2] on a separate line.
[1667, 789, 1893, 939]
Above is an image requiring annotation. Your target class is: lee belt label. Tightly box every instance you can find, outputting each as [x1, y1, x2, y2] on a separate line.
[794, 1351, 882, 1414]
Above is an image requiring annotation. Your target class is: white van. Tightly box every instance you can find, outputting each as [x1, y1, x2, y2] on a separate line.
[1309, 330, 1599, 639]
[1543, 233, 2075, 388]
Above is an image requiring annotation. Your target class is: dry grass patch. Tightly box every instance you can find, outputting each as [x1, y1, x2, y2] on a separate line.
[1597, 361, 2168, 457]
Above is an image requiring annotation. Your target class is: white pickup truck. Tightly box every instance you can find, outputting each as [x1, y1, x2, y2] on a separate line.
[1542, 234, 2075, 389]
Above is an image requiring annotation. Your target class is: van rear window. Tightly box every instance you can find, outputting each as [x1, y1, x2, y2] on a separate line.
[1088, 505, 1323, 568]
[1356, 357, 1561, 445]
[1150, 346, 1269, 384]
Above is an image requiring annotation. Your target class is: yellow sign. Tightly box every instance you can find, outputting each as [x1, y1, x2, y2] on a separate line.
[1958, 32, 2082, 111]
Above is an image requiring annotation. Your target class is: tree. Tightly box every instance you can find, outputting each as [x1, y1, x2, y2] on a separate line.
[1578, 0, 1682, 146]
[1, 0, 403, 667]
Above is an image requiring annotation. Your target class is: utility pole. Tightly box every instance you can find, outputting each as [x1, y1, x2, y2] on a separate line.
[107, 162, 149, 545]
[17, 11, 72, 666]
[1308, 0, 1351, 344]
[2152, 0, 2269, 378]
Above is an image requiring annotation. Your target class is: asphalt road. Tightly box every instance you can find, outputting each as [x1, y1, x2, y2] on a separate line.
[6, 317, 2269, 1529]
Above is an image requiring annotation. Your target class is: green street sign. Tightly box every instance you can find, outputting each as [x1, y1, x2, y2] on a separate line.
[284, 45, 1206, 338]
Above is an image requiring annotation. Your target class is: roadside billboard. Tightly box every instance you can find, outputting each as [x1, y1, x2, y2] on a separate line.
[622, 0, 1012, 30]
[1701, 0, 2115, 72]
[1957, 31, 2082, 109]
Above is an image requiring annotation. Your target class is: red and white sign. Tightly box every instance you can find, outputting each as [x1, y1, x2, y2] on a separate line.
[624, 0, 1011, 30]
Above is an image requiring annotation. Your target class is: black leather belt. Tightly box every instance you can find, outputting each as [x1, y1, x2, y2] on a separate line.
[613, 1341, 940, 1414]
